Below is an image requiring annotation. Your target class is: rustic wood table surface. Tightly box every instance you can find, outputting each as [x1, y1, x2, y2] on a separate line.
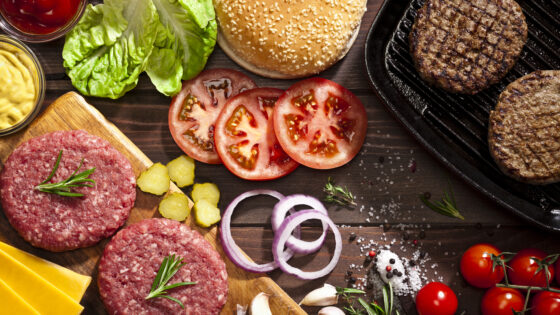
[9, 0, 559, 314]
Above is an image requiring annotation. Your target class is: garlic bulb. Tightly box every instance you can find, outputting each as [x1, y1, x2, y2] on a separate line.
[250, 292, 272, 315]
[299, 283, 338, 306]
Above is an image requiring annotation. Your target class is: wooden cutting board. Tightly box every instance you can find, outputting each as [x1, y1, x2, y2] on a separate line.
[0, 92, 306, 315]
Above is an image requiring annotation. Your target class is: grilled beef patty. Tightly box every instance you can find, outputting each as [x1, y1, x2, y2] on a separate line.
[489, 70, 560, 184]
[409, 0, 527, 94]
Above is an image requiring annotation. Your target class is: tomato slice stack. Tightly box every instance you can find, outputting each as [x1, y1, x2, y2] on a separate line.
[169, 71, 368, 180]
[169, 69, 256, 164]
[272, 78, 368, 169]
[214, 88, 299, 180]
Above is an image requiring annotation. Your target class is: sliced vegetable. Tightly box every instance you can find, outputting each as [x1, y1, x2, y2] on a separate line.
[272, 210, 341, 280]
[193, 199, 221, 227]
[214, 88, 299, 180]
[220, 190, 299, 273]
[271, 194, 328, 254]
[166, 155, 195, 188]
[137, 163, 170, 195]
[158, 192, 191, 221]
[272, 78, 368, 169]
[169, 69, 257, 164]
[191, 182, 220, 206]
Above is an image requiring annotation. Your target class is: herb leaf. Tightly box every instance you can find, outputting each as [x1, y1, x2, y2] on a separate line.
[145, 254, 196, 308]
[324, 177, 357, 207]
[419, 185, 464, 220]
[35, 150, 96, 198]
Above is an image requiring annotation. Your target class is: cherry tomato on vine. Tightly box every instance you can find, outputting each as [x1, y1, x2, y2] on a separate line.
[460, 243, 504, 288]
[556, 259, 560, 285]
[531, 290, 560, 315]
[507, 248, 555, 287]
[481, 287, 524, 315]
[415, 282, 458, 315]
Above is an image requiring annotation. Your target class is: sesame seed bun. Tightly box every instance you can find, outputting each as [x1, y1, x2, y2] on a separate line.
[214, 0, 367, 79]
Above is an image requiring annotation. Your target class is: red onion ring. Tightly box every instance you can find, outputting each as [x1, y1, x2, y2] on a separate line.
[272, 210, 342, 280]
[271, 194, 329, 254]
[220, 190, 299, 273]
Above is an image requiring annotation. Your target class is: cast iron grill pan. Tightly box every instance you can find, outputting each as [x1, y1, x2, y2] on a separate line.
[365, 0, 560, 231]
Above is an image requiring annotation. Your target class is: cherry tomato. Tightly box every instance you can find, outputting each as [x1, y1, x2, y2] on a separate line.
[169, 69, 257, 164]
[531, 290, 560, 315]
[556, 259, 560, 285]
[460, 243, 504, 288]
[508, 248, 555, 287]
[415, 282, 458, 315]
[272, 78, 367, 169]
[481, 287, 524, 315]
[214, 88, 299, 180]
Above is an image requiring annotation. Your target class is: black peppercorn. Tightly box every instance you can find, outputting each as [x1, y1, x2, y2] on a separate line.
[386, 272, 393, 279]
[389, 258, 395, 264]
[349, 233, 357, 242]
[419, 230, 426, 239]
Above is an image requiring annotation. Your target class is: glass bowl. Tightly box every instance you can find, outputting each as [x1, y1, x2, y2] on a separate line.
[0, 0, 87, 43]
[0, 35, 45, 137]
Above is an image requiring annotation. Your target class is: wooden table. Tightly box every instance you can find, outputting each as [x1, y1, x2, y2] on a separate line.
[15, 0, 560, 314]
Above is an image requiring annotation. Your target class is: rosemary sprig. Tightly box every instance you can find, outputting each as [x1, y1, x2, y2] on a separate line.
[324, 177, 357, 207]
[419, 185, 464, 220]
[34, 150, 96, 197]
[145, 254, 196, 308]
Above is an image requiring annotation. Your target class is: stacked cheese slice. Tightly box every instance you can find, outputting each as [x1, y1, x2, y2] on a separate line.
[0, 242, 91, 314]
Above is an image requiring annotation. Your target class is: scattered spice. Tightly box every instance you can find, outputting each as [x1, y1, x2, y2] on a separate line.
[369, 250, 377, 258]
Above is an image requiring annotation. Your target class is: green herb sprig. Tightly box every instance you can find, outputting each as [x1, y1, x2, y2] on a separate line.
[419, 185, 464, 220]
[324, 177, 357, 207]
[145, 254, 196, 308]
[35, 150, 96, 197]
[339, 283, 400, 315]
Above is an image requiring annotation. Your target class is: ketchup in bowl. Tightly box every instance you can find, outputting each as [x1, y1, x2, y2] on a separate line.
[0, 0, 81, 35]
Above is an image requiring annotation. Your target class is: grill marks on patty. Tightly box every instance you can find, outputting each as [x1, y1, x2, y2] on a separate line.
[409, 0, 527, 94]
[489, 70, 560, 184]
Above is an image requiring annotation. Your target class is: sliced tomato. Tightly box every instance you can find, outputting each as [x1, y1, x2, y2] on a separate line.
[272, 78, 367, 169]
[169, 69, 257, 164]
[214, 88, 299, 180]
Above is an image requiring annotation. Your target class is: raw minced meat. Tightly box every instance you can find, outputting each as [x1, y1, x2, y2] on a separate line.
[0, 130, 136, 251]
[98, 218, 228, 315]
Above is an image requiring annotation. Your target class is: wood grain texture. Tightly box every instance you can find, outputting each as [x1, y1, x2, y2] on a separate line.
[2, 0, 560, 314]
[0, 93, 305, 315]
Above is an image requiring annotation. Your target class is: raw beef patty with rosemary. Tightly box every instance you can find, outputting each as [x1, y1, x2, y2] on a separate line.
[0, 130, 136, 251]
[98, 218, 228, 314]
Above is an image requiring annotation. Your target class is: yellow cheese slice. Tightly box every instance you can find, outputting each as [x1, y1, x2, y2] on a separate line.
[0, 248, 83, 315]
[0, 242, 91, 303]
[0, 278, 39, 315]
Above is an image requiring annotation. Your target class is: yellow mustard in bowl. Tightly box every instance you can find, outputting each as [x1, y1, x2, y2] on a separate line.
[0, 39, 39, 130]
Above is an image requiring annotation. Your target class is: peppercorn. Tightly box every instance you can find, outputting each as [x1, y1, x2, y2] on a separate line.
[348, 277, 357, 284]
[368, 250, 377, 258]
[386, 272, 393, 279]
[397, 272, 403, 277]
[419, 230, 426, 239]
[413, 239, 419, 246]
[392, 269, 399, 275]
[349, 233, 357, 242]
[386, 265, 392, 272]
[389, 258, 395, 264]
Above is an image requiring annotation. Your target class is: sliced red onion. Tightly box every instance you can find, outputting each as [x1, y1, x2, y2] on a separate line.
[220, 190, 299, 273]
[272, 210, 342, 280]
[271, 194, 329, 254]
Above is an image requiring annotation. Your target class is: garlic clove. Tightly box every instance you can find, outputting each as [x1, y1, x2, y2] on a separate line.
[237, 304, 247, 315]
[250, 292, 272, 315]
[299, 283, 338, 306]
[318, 306, 346, 315]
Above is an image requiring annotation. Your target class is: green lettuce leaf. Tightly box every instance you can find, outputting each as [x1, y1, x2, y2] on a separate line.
[63, 0, 160, 99]
[63, 0, 216, 99]
[147, 0, 217, 95]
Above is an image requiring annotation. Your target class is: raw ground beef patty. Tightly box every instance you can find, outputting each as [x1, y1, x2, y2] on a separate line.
[0, 130, 136, 251]
[98, 218, 228, 315]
